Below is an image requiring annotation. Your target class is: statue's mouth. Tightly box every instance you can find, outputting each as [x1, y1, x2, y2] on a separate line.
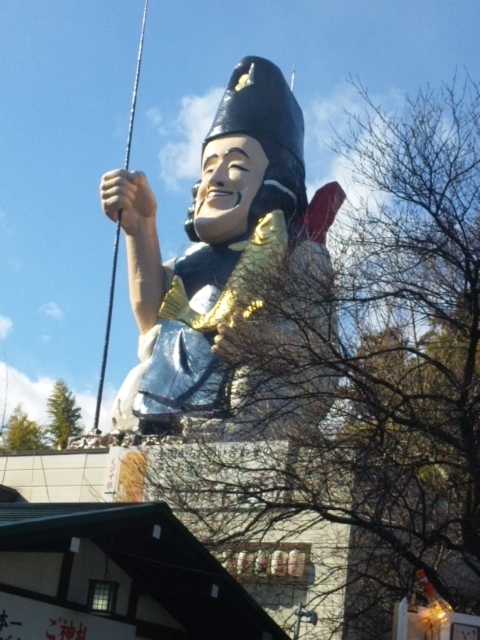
[205, 190, 241, 207]
[207, 189, 234, 198]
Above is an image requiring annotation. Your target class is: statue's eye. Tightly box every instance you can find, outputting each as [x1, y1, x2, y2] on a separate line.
[229, 164, 249, 172]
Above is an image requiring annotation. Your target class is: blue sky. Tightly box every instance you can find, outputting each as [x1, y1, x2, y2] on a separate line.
[0, 0, 479, 431]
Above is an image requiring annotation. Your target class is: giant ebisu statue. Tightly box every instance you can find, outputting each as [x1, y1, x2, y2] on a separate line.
[100, 56, 345, 440]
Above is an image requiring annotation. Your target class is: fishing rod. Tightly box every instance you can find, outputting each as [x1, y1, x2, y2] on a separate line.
[93, 0, 149, 433]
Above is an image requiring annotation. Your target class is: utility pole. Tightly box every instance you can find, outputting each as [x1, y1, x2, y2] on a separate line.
[293, 603, 318, 640]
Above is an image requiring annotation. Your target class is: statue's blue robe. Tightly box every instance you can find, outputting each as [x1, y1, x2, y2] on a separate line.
[133, 240, 243, 423]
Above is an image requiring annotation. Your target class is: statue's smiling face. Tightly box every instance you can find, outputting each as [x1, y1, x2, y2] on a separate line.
[194, 135, 269, 244]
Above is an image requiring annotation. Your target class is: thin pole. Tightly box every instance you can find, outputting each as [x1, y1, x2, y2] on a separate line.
[93, 0, 149, 433]
[293, 602, 303, 640]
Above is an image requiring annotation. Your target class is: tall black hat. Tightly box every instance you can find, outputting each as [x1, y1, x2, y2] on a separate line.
[204, 56, 305, 169]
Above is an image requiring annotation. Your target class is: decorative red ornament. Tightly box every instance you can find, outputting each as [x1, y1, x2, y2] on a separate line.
[416, 569, 453, 627]
[301, 181, 346, 245]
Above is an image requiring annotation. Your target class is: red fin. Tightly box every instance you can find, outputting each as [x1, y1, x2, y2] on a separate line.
[301, 181, 346, 244]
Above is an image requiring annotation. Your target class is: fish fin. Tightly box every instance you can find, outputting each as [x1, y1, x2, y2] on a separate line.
[228, 240, 248, 251]
[191, 289, 236, 332]
[159, 276, 196, 325]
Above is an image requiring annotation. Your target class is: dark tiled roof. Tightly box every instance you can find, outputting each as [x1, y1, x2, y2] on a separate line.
[0, 501, 136, 525]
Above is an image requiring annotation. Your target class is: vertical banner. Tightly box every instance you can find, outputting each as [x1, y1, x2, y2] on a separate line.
[102, 447, 146, 502]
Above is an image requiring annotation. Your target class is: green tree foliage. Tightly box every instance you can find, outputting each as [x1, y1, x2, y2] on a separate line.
[5, 405, 45, 451]
[46, 379, 83, 449]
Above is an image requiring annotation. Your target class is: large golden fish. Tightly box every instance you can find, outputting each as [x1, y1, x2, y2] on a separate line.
[158, 209, 288, 333]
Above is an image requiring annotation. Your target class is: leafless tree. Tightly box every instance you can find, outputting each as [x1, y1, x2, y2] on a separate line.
[144, 75, 480, 639]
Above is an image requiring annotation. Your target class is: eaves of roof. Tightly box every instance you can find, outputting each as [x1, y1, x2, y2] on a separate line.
[0, 502, 291, 640]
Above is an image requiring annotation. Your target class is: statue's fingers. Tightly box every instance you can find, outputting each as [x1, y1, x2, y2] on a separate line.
[101, 176, 137, 196]
[216, 321, 231, 335]
[100, 170, 135, 192]
[103, 194, 135, 220]
[231, 312, 245, 326]
[102, 182, 137, 202]
[102, 182, 137, 212]
[130, 170, 148, 186]
[212, 332, 234, 357]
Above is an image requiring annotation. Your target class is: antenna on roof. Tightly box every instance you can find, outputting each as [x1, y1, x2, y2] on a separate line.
[290, 64, 296, 92]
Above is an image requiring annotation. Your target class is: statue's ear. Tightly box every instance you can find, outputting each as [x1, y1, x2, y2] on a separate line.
[185, 181, 202, 242]
[184, 213, 201, 242]
[300, 182, 346, 244]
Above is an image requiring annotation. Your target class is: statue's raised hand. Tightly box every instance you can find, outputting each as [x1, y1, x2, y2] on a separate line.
[100, 169, 157, 235]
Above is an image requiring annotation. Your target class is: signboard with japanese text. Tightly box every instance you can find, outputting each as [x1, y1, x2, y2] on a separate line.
[145, 441, 291, 508]
[102, 449, 121, 502]
[0, 591, 136, 640]
[102, 447, 145, 502]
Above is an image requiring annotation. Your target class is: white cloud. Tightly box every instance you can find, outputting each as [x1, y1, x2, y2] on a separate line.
[0, 363, 114, 434]
[303, 82, 404, 244]
[304, 83, 367, 200]
[305, 82, 403, 193]
[0, 316, 12, 339]
[158, 87, 224, 190]
[74, 387, 116, 435]
[146, 107, 164, 131]
[39, 301, 63, 320]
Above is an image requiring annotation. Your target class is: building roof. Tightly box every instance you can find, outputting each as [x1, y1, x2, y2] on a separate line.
[0, 501, 129, 524]
[0, 502, 290, 640]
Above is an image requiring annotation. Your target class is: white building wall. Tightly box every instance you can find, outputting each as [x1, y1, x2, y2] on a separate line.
[0, 450, 110, 502]
[68, 538, 132, 616]
[0, 551, 63, 596]
[0, 541, 185, 634]
[67, 540, 185, 629]
[0, 591, 137, 640]
[240, 515, 349, 640]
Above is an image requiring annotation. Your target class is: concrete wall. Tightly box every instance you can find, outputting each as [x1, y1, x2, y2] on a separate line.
[239, 515, 349, 640]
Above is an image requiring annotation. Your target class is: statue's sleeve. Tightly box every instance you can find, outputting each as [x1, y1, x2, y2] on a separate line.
[280, 240, 338, 419]
[282, 239, 337, 345]
[137, 257, 176, 362]
[227, 240, 338, 438]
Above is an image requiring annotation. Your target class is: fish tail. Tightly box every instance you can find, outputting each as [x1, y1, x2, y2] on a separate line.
[158, 276, 197, 326]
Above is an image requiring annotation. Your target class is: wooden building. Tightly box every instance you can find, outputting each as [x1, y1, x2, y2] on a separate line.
[0, 502, 290, 640]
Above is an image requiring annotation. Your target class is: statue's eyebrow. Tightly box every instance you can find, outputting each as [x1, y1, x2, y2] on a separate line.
[202, 147, 250, 171]
[225, 147, 250, 159]
[203, 154, 218, 171]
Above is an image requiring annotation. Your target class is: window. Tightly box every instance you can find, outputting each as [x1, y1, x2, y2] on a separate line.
[87, 580, 119, 615]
